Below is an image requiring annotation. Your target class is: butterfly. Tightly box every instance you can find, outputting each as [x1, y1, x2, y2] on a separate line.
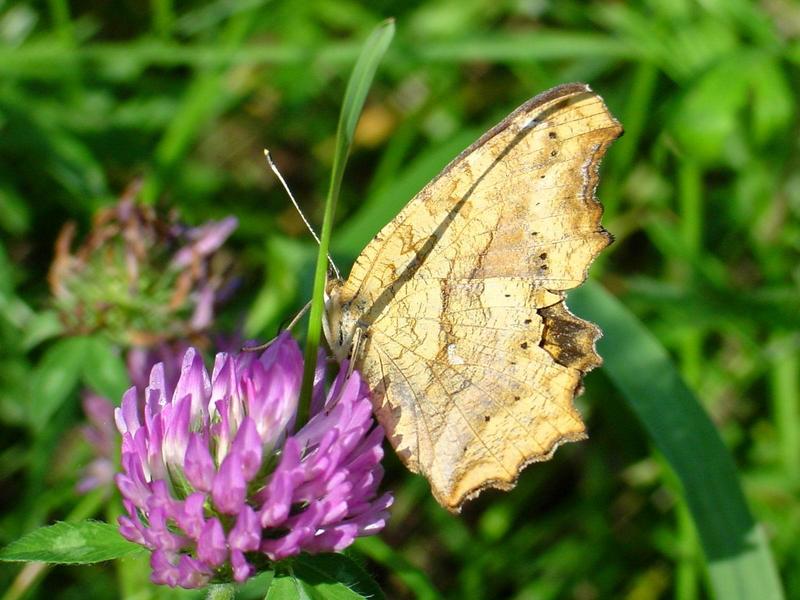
[324, 83, 622, 512]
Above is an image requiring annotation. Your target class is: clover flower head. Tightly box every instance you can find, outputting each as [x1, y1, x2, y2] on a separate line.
[49, 181, 237, 345]
[114, 332, 392, 588]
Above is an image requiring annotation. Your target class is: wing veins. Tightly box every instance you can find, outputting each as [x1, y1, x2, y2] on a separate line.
[372, 344, 426, 471]
[377, 315, 527, 333]
[349, 104, 615, 301]
[370, 331, 565, 450]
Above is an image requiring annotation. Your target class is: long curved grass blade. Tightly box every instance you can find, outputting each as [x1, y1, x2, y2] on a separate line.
[569, 281, 784, 600]
[299, 19, 395, 422]
[139, 8, 259, 203]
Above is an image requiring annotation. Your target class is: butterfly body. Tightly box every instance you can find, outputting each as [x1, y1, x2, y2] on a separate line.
[325, 83, 622, 511]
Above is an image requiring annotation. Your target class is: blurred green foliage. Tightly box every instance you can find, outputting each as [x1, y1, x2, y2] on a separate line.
[1, 0, 799, 598]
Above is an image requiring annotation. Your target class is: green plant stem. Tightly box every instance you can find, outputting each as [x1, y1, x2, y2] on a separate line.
[676, 160, 703, 402]
[678, 161, 702, 263]
[676, 160, 703, 598]
[151, 0, 175, 39]
[46, 0, 74, 47]
[769, 333, 800, 481]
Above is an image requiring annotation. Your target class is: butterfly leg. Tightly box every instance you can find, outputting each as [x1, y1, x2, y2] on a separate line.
[241, 300, 311, 352]
[346, 325, 366, 377]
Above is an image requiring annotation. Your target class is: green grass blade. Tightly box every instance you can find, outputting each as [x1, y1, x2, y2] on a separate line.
[769, 333, 800, 482]
[420, 31, 634, 62]
[569, 281, 785, 600]
[28, 336, 92, 432]
[336, 20, 396, 153]
[139, 9, 258, 203]
[298, 19, 395, 422]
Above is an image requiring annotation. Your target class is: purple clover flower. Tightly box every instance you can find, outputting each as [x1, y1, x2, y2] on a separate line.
[49, 183, 238, 346]
[114, 332, 392, 588]
[78, 343, 189, 493]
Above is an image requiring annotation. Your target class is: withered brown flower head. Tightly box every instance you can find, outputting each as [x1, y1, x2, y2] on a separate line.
[49, 181, 237, 347]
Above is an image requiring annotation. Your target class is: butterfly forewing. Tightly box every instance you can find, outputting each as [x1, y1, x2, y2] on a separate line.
[328, 83, 622, 511]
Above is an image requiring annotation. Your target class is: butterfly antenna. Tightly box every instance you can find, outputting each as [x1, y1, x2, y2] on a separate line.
[263, 150, 342, 281]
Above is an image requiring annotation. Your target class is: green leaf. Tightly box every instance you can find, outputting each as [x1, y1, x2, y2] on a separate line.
[299, 19, 395, 421]
[265, 553, 385, 600]
[20, 310, 64, 352]
[28, 336, 92, 431]
[354, 537, 442, 600]
[749, 55, 793, 144]
[82, 335, 130, 402]
[569, 281, 785, 600]
[670, 53, 750, 165]
[265, 574, 299, 600]
[0, 521, 145, 564]
[0, 181, 31, 235]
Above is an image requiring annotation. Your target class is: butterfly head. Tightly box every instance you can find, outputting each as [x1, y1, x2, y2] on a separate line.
[323, 279, 360, 363]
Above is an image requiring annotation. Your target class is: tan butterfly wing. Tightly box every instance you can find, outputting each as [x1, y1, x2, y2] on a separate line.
[327, 83, 622, 511]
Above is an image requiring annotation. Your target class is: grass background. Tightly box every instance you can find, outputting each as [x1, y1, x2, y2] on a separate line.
[1, 0, 799, 598]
